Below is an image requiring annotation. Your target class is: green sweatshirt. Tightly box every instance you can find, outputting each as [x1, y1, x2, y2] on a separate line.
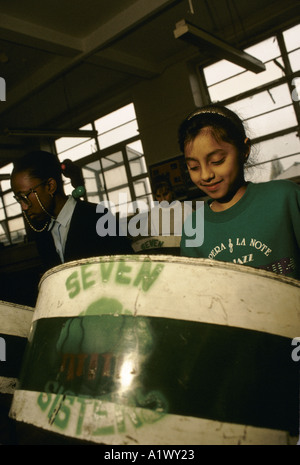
[180, 180, 300, 280]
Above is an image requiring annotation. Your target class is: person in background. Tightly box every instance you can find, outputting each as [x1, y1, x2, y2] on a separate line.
[179, 103, 300, 280]
[11, 150, 133, 272]
[146, 175, 193, 237]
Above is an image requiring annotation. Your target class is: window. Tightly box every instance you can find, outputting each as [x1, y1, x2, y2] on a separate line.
[0, 163, 26, 246]
[56, 103, 152, 217]
[0, 102, 150, 247]
[201, 23, 300, 183]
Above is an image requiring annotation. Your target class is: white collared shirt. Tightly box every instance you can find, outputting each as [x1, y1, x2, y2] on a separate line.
[48, 196, 77, 263]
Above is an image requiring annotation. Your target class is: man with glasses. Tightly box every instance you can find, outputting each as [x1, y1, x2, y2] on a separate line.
[11, 150, 133, 273]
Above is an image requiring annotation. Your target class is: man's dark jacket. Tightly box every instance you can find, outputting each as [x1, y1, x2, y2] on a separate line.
[34, 200, 133, 271]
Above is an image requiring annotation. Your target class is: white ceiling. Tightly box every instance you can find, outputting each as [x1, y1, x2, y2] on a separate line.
[0, 0, 299, 167]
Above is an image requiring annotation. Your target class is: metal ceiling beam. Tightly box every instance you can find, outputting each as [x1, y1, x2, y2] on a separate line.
[174, 19, 266, 74]
[88, 49, 162, 78]
[0, 13, 82, 56]
[0, 0, 180, 117]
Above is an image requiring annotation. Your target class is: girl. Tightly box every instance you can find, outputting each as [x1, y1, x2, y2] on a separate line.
[179, 104, 300, 280]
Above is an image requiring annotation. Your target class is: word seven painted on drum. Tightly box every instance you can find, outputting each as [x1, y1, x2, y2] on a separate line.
[0, 337, 6, 361]
[291, 337, 300, 362]
[141, 239, 164, 250]
[96, 196, 204, 247]
[65, 259, 165, 298]
[0, 77, 5, 101]
[291, 77, 300, 103]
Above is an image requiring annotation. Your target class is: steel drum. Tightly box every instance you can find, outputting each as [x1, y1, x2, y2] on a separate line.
[9, 255, 300, 445]
[0, 300, 34, 444]
[131, 235, 181, 255]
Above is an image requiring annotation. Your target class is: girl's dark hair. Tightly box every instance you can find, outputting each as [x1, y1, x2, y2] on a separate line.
[178, 104, 250, 157]
[12, 150, 64, 191]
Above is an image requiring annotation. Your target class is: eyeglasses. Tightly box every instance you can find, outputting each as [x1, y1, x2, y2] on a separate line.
[13, 180, 47, 206]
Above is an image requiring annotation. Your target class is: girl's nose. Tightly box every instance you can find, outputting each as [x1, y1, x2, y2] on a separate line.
[200, 166, 215, 182]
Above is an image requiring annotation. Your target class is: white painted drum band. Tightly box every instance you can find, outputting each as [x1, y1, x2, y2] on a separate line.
[0, 301, 34, 337]
[0, 301, 34, 444]
[33, 255, 300, 339]
[9, 256, 300, 445]
[10, 389, 297, 445]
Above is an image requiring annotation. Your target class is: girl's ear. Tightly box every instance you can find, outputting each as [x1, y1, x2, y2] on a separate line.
[244, 137, 251, 160]
[46, 177, 57, 196]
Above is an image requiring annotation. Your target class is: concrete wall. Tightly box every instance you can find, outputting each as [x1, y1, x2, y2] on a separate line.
[133, 60, 197, 167]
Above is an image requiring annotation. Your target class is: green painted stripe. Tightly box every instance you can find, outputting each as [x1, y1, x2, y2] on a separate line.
[16, 315, 298, 435]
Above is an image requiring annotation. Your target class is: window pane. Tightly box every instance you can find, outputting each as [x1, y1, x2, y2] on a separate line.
[108, 187, 132, 215]
[134, 194, 153, 211]
[4, 192, 22, 216]
[9, 216, 24, 232]
[95, 103, 139, 150]
[57, 138, 97, 163]
[1, 179, 11, 191]
[95, 104, 136, 133]
[87, 194, 102, 204]
[227, 84, 293, 124]
[203, 60, 244, 87]
[204, 36, 281, 88]
[56, 137, 91, 154]
[83, 160, 106, 200]
[246, 152, 300, 183]
[227, 84, 296, 138]
[0, 164, 13, 192]
[289, 49, 300, 72]
[134, 179, 152, 197]
[105, 166, 127, 190]
[245, 132, 300, 183]
[283, 24, 300, 51]
[129, 158, 147, 177]
[208, 60, 284, 101]
[62, 177, 73, 196]
[101, 151, 123, 169]
[126, 140, 144, 158]
[98, 120, 139, 149]
[127, 141, 147, 177]
[244, 36, 281, 62]
[244, 105, 297, 138]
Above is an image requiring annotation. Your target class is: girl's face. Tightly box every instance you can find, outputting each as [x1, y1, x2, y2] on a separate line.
[11, 170, 54, 223]
[185, 128, 247, 203]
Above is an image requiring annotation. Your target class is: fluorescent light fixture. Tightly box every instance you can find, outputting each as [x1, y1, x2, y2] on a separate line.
[174, 19, 266, 74]
[3, 129, 98, 138]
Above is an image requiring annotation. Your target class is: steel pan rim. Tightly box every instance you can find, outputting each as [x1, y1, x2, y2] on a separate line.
[37, 255, 300, 290]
